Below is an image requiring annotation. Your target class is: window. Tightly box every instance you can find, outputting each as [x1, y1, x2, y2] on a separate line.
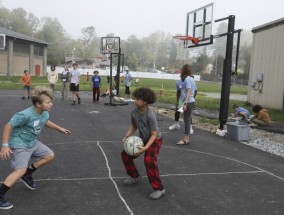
[34, 45, 43, 56]
[0, 34, 6, 50]
[14, 41, 29, 55]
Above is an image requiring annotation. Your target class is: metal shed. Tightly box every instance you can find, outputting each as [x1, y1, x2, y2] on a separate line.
[248, 18, 284, 111]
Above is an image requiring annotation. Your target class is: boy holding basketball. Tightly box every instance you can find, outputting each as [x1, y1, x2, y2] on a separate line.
[0, 86, 71, 209]
[122, 87, 165, 200]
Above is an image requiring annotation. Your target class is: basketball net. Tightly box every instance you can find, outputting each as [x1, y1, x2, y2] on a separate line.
[175, 40, 187, 61]
[173, 36, 199, 61]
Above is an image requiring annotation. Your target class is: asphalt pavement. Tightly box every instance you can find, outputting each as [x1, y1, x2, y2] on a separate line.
[0, 89, 283, 215]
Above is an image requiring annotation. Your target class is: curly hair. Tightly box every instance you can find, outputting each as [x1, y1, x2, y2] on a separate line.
[252, 104, 263, 113]
[180, 64, 192, 78]
[232, 104, 239, 109]
[31, 86, 53, 106]
[132, 87, 156, 104]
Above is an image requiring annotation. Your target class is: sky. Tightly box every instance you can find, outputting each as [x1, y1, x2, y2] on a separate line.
[1, 0, 284, 40]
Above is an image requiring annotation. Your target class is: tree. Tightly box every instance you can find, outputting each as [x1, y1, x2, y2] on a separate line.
[123, 35, 142, 70]
[127, 53, 139, 70]
[36, 17, 70, 65]
[191, 54, 211, 74]
[80, 26, 99, 58]
[27, 13, 40, 37]
[9, 8, 30, 35]
[0, 6, 11, 28]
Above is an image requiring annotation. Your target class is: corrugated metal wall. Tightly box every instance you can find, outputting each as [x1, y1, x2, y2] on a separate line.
[248, 22, 284, 110]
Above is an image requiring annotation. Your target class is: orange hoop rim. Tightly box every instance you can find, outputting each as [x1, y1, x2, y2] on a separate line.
[173, 35, 200, 45]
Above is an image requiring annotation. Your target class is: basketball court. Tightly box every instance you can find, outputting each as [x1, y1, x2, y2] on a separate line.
[1, 3, 284, 214]
[0, 89, 283, 215]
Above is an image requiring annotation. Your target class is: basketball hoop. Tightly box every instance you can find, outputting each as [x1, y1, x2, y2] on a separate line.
[173, 35, 199, 45]
[101, 37, 120, 55]
[173, 35, 200, 61]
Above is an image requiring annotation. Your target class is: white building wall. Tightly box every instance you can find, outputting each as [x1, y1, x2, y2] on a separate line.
[248, 19, 284, 110]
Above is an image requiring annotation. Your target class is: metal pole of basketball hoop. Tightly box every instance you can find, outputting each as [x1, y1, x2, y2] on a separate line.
[109, 50, 114, 105]
[215, 15, 236, 130]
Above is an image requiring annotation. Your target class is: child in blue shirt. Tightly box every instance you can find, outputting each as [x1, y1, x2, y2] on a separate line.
[232, 104, 250, 120]
[91, 71, 101, 103]
[0, 86, 71, 210]
[176, 65, 197, 145]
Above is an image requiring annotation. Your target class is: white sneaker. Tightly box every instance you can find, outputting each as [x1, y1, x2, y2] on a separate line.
[149, 189, 166, 200]
[169, 123, 180, 130]
[123, 177, 141, 185]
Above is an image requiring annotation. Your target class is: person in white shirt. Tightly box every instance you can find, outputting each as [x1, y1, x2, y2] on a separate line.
[47, 65, 58, 94]
[69, 63, 81, 105]
[124, 70, 132, 98]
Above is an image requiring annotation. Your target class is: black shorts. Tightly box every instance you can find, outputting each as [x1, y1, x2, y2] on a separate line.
[125, 86, 130, 95]
[70, 83, 79, 92]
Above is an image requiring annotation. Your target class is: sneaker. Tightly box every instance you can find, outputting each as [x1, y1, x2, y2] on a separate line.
[149, 189, 166, 200]
[78, 97, 81, 104]
[123, 176, 141, 186]
[176, 139, 190, 145]
[22, 96, 25, 99]
[0, 196, 13, 209]
[21, 174, 36, 190]
[169, 123, 180, 131]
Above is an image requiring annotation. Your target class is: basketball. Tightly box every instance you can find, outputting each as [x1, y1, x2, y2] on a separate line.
[123, 136, 144, 156]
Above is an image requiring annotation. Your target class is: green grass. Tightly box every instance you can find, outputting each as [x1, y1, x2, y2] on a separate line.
[1, 75, 283, 122]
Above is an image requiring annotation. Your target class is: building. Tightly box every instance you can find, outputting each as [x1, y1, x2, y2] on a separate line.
[64, 56, 111, 69]
[0, 27, 48, 76]
[248, 18, 284, 111]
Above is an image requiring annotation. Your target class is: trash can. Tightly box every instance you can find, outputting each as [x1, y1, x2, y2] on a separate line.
[226, 122, 250, 141]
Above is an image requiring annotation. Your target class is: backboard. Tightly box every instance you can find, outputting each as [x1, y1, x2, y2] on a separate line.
[186, 3, 214, 46]
[100, 37, 120, 54]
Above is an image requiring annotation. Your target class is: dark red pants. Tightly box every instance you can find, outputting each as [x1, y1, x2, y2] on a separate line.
[121, 138, 164, 190]
[93, 87, 100, 101]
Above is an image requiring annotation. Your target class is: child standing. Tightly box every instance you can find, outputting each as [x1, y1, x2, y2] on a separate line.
[168, 78, 183, 131]
[91, 71, 101, 103]
[86, 72, 90, 82]
[61, 66, 70, 101]
[47, 65, 58, 94]
[70, 63, 81, 105]
[176, 64, 197, 145]
[21, 70, 31, 99]
[0, 86, 71, 210]
[121, 87, 165, 200]
[124, 70, 132, 98]
[169, 75, 197, 134]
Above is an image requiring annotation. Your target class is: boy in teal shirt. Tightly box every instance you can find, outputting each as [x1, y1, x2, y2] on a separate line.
[0, 86, 71, 210]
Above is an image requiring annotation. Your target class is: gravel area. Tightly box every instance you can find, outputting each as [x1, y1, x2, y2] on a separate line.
[151, 106, 284, 158]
